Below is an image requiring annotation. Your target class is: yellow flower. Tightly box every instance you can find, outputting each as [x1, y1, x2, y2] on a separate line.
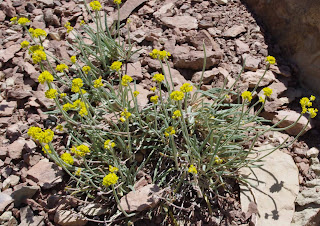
[133, 91, 139, 97]
[214, 156, 223, 164]
[150, 87, 156, 92]
[45, 89, 57, 99]
[121, 108, 131, 119]
[56, 64, 68, 72]
[28, 126, 42, 140]
[64, 21, 73, 33]
[82, 66, 91, 74]
[42, 144, 52, 154]
[38, 129, 54, 143]
[172, 110, 182, 119]
[310, 95, 316, 101]
[104, 140, 116, 150]
[32, 50, 46, 64]
[180, 83, 193, 93]
[56, 124, 64, 131]
[150, 95, 159, 104]
[60, 93, 67, 98]
[113, 0, 121, 5]
[119, 117, 126, 122]
[300, 97, 312, 109]
[164, 126, 175, 137]
[109, 165, 118, 173]
[188, 165, 197, 174]
[262, 87, 273, 97]
[18, 17, 30, 25]
[10, 17, 17, 23]
[20, 40, 30, 48]
[80, 20, 85, 26]
[149, 49, 171, 60]
[241, 91, 252, 102]
[121, 75, 133, 86]
[102, 173, 118, 187]
[94, 76, 103, 88]
[61, 153, 74, 165]
[127, 18, 131, 24]
[38, 71, 54, 84]
[79, 102, 88, 117]
[170, 91, 184, 101]
[152, 73, 164, 83]
[308, 108, 318, 118]
[29, 28, 47, 38]
[90, 1, 102, 10]
[266, 56, 276, 65]
[29, 45, 44, 53]
[110, 61, 122, 71]
[259, 97, 265, 103]
[70, 56, 77, 64]
[63, 103, 74, 111]
[74, 168, 82, 176]
[71, 144, 91, 157]
[71, 78, 84, 93]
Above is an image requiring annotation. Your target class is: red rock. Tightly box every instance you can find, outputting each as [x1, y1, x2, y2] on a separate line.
[7, 138, 26, 160]
[1, 0, 16, 17]
[127, 61, 143, 80]
[0, 100, 17, 117]
[161, 15, 198, 30]
[0, 44, 21, 63]
[223, 25, 246, 37]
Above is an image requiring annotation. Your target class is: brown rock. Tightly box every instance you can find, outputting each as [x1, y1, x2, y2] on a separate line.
[127, 61, 143, 80]
[161, 16, 198, 30]
[243, 54, 261, 71]
[0, 101, 17, 117]
[235, 39, 250, 54]
[223, 25, 246, 37]
[112, 0, 147, 21]
[0, 10, 6, 22]
[1, 0, 16, 17]
[242, 69, 275, 88]
[7, 138, 26, 160]
[54, 210, 87, 226]
[190, 30, 220, 51]
[0, 44, 20, 63]
[192, 68, 220, 84]
[7, 85, 33, 99]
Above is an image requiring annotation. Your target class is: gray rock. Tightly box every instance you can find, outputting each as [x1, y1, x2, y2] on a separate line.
[0, 193, 13, 213]
[243, 55, 261, 71]
[292, 208, 320, 226]
[54, 210, 87, 226]
[241, 69, 275, 88]
[307, 147, 319, 158]
[81, 204, 109, 216]
[2, 175, 20, 190]
[235, 39, 250, 54]
[11, 184, 39, 206]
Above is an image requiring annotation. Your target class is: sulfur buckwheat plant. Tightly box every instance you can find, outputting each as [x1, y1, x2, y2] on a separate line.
[16, 0, 317, 222]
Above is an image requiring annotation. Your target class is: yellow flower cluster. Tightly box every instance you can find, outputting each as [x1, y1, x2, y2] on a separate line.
[180, 83, 193, 93]
[150, 87, 156, 92]
[56, 64, 68, 72]
[102, 173, 118, 187]
[71, 78, 83, 93]
[214, 156, 223, 164]
[308, 108, 318, 118]
[150, 95, 159, 104]
[170, 91, 184, 101]
[74, 168, 82, 176]
[29, 28, 47, 38]
[60, 93, 67, 98]
[70, 56, 77, 64]
[90, 1, 102, 10]
[45, 89, 57, 99]
[133, 91, 139, 97]
[149, 49, 171, 61]
[109, 165, 118, 173]
[104, 140, 116, 150]
[56, 124, 64, 131]
[71, 144, 91, 157]
[20, 40, 29, 48]
[32, 50, 46, 64]
[172, 110, 182, 119]
[188, 165, 197, 174]
[266, 56, 276, 65]
[10, 17, 17, 23]
[42, 144, 52, 154]
[63, 99, 88, 117]
[241, 91, 252, 102]
[38, 71, 54, 84]
[110, 61, 122, 71]
[94, 77, 103, 88]
[262, 87, 273, 97]
[82, 66, 91, 74]
[121, 74, 133, 86]
[29, 45, 43, 53]
[28, 127, 54, 144]
[152, 73, 164, 83]
[113, 0, 121, 5]
[61, 153, 74, 165]
[80, 20, 85, 26]
[300, 96, 318, 118]
[18, 17, 30, 25]
[164, 126, 175, 137]
[120, 108, 131, 122]
[64, 22, 73, 33]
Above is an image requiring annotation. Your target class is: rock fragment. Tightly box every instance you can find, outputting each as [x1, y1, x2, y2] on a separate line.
[54, 210, 87, 226]
[161, 16, 198, 30]
[223, 25, 246, 37]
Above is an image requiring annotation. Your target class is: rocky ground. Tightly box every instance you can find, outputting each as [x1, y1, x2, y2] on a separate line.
[0, 0, 320, 225]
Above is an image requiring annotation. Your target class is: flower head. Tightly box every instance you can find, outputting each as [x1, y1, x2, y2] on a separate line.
[94, 76, 103, 88]
[121, 75, 133, 86]
[152, 73, 164, 83]
[109, 165, 118, 173]
[150, 95, 159, 104]
[38, 129, 54, 143]
[300, 97, 313, 114]
[64, 21, 73, 33]
[110, 61, 122, 71]
[45, 89, 57, 99]
[102, 173, 118, 187]
[90, 1, 102, 11]
[10, 17, 17, 23]
[180, 83, 193, 93]
[133, 91, 139, 97]
[262, 87, 273, 97]
[71, 144, 90, 157]
[308, 108, 318, 118]
[310, 95, 316, 101]
[56, 124, 64, 131]
[38, 71, 54, 84]
[56, 64, 68, 72]
[70, 56, 77, 64]
[164, 126, 175, 137]
[214, 156, 223, 164]
[20, 41, 30, 48]
[172, 110, 182, 119]
[29, 45, 44, 53]
[61, 153, 74, 165]
[32, 50, 46, 64]
[82, 66, 91, 74]
[42, 144, 52, 154]
[266, 56, 276, 65]
[18, 17, 30, 25]
[120, 108, 131, 120]
[259, 97, 265, 103]
[104, 140, 116, 150]
[170, 91, 184, 101]
[241, 91, 252, 102]
[149, 49, 171, 60]
[29, 28, 47, 38]
[74, 168, 82, 176]
[28, 126, 42, 140]
[79, 101, 88, 117]
[150, 87, 156, 92]
[113, 0, 121, 5]
[71, 78, 84, 93]
[80, 20, 85, 26]
[188, 165, 197, 174]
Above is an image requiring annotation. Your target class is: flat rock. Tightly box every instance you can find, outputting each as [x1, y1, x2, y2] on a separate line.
[243, 54, 260, 71]
[295, 186, 320, 206]
[242, 69, 275, 88]
[127, 61, 143, 80]
[190, 30, 220, 51]
[0, 44, 20, 63]
[37, 0, 54, 7]
[2, 175, 20, 190]
[223, 25, 246, 37]
[235, 39, 250, 54]
[291, 208, 320, 226]
[81, 204, 109, 216]
[192, 68, 220, 84]
[240, 146, 299, 226]
[27, 159, 64, 189]
[0, 101, 17, 117]
[11, 184, 39, 206]
[161, 16, 198, 30]
[0, 193, 13, 213]
[119, 184, 161, 212]
[54, 210, 87, 226]
[112, 0, 147, 21]
[7, 138, 26, 160]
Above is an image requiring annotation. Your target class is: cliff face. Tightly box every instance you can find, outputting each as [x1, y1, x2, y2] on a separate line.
[242, 0, 320, 93]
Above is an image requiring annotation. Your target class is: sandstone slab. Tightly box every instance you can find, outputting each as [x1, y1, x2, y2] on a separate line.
[161, 16, 198, 30]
